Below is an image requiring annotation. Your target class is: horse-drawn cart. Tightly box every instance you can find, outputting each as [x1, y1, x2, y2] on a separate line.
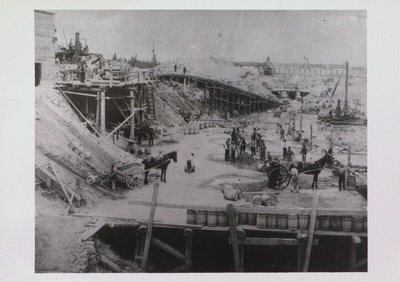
[86, 162, 145, 189]
[258, 160, 291, 190]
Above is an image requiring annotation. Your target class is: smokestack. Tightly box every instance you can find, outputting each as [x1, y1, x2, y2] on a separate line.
[74, 32, 80, 55]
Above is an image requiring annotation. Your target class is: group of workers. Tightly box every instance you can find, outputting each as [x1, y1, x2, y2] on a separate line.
[174, 64, 187, 75]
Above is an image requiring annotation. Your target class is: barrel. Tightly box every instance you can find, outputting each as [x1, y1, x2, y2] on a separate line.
[247, 213, 256, 225]
[330, 216, 341, 231]
[196, 210, 207, 226]
[252, 195, 263, 206]
[199, 122, 204, 129]
[267, 214, 277, 229]
[288, 214, 298, 231]
[277, 214, 288, 230]
[299, 214, 310, 231]
[239, 212, 247, 224]
[189, 128, 194, 134]
[204, 122, 208, 128]
[186, 209, 196, 224]
[207, 211, 217, 227]
[224, 188, 239, 201]
[256, 214, 267, 229]
[184, 128, 189, 135]
[217, 211, 228, 227]
[341, 216, 352, 232]
[352, 216, 364, 232]
[363, 217, 367, 232]
[314, 216, 320, 231]
[319, 216, 330, 231]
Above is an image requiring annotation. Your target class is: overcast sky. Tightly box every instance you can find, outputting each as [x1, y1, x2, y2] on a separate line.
[54, 10, 366, 67]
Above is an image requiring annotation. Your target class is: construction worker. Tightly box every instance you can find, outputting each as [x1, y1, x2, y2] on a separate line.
[267, 151, 272, 161]
[174, 64, 177, 72]
[250, 139, 256, 156]
[251, 128, 257, 141]
[186, 153, 195, 174]
[240, 137, 246, 154]
[282, 140, 287, 160]
[183, 66, 187, 75]
[300, 144, 307, 162]
[224, 138, 231, 161]
[148, 127, 154, 146]
[290, 164, 299, 193]
[287, 146, 294, 163]
[260, 140, 266, 161]
[230, 141, 237, 164]
[338, 164, 347, 191]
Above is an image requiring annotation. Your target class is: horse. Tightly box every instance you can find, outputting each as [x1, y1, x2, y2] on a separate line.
[142, 151, 177, 184]
[295, 150, 333, 189]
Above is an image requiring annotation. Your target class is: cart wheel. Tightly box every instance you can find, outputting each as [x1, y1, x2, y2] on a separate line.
[125, 173, 144, 189]
[269, 166, 290, 190]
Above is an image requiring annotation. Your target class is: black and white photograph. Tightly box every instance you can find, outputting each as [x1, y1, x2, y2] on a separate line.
[2, 1, 400, 281]
[33, 9, 368, 273]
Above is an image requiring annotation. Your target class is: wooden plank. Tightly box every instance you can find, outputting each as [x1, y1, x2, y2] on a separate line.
[100, 111, 136, 143]
[81, 220, 106, 241]
[230, 237, 319, 246]
[227, 204, 242, 272]
[128, 199, 366, 217]
[151, 237, 185, 261]
[49, 163, 75, 213]
[100, 91, 106, 135]
[350, 236, 361, 271]
[302, 192, 320, 272]
[141, 183, 160, 271]
[64, 91, 98, 98]
[184, 229, 193, 272]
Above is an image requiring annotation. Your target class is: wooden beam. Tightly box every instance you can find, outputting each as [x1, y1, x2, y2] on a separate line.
[227, 204, 242, 272]
[141, 183, 160, 271]
[232, 237, 319, 246]
[100, 90, 106, 135]
[56, 86, 100, 136]
[63, 90, 98, 98]
[49, 163, 75, 214]
[184, 229, 193, 272]
[100, 111, 137, 144]
[297, 233, 306, 272]
[96, 91, 101, 132]
[151, 237, 185, 261]
[350, 236, 361, 271]
[128, 199, 367, 217]
[129, 90, 135, 140]
[302, 192, 320, 272]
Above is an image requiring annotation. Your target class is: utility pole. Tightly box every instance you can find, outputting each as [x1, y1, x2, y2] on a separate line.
[344, 61, 349, 113]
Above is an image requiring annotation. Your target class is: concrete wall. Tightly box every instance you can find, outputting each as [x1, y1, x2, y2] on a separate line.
[35, 10, 56, 82]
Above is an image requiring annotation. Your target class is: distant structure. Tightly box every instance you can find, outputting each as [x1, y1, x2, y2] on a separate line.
[261, 57, 276, 76]
[150, 40, 158, 68]
[35, 10, 56, 86]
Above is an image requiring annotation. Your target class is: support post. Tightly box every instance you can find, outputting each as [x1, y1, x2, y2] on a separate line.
[237, 228, 246, 270]
[184, 229, 193, 272]
[129, 90, 135, 140]
[96, 91, 101, 131]
[100, 90, 106, 136]
[302, 192, 320, 272]
[310, 125, 313, 148]
[84, 96, 89, 114]
[227, 204, 242, 272]
[347, 145, 352, 166]
[141, 183, 160, 271]
[297, 233, 307, 272]
[350, 236, 361, 271]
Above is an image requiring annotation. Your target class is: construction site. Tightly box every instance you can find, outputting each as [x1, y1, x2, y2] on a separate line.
[34, 10, 368, 273]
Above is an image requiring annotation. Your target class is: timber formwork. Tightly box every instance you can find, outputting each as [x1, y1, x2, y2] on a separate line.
[56, 73, 157, 139]
[157, 74, 281, 115]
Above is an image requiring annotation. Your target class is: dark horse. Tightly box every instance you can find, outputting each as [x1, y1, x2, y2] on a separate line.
[295, 150, 333, 189]
[142, 151, 177, 184]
